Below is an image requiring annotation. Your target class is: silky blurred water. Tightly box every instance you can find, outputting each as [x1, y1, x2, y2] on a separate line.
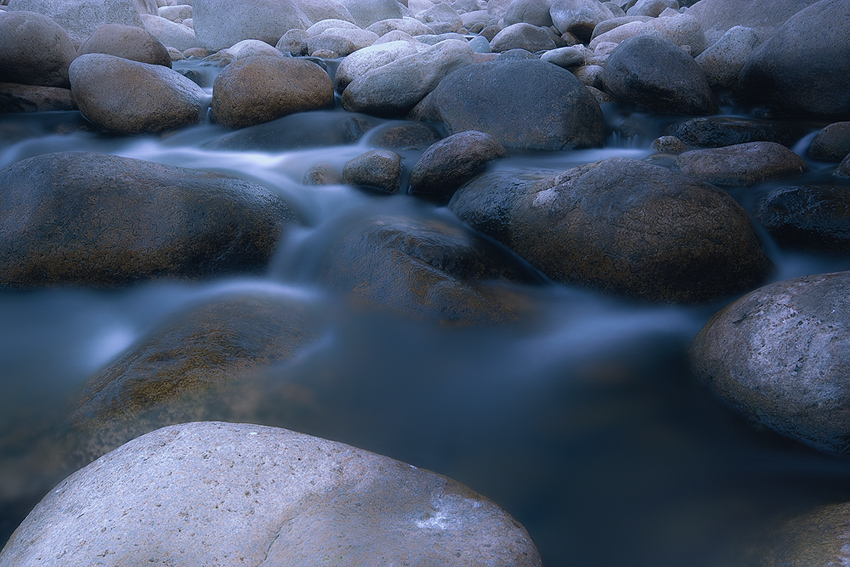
[1, 60, 850, 566]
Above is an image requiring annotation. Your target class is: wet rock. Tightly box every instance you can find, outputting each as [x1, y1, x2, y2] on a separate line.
[808, 122, 850, 162]
[759, 502, 850, 566]
[694, 25, 759, 89]
[686, 0, 819, 44]
[409, 131, 508, 201]
[204, 110, 379, 151]
[838, 155, 850, 178]
[211, 56, 334, 129]
[411, 59, 604, 150]
[335, 41, 422, 92]
[667, 117, 809, 149]
[0, 11, 77, 88]
[0, 422, 543, 567]
[342, 149, 403, 194]
[140, 13, 198, 50]
[737, 0, 850, 118]
[192, 0, 310, 52]
[341, 39, 474, 117]
[69, 53, 206, 134]
[303, 162, 343, 185]
[78, 23, 172, 67]
[550, 0, 615, 42]
[600, 35, 717, 115]
[341, 0, 403, 28]
[449, 157, 772, 303]
[691, 270, 850, 455]
[673, 141, 807, 187]
[503, 0, 553, 27]
[490, 22, 556, 52]
[652, 135, 686, 153]
[316, 212, 541, 323]
[418, 2, 463, 33]
[365, 121, 442, 150]
[0, 82, 76, 112]
[6, 0, 145, 46]
[540, 45, 585, 68]
[0, 152, 299, 288]
[755, 185, 850, 252]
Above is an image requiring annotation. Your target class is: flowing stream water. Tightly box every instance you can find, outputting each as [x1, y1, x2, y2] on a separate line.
[1, 58, 850, 566]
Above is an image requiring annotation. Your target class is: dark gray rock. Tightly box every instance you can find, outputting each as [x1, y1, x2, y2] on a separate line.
[0, 11, 77, 88]
[411, 59, 604, 150]
[0, 82, 76, 112]
[489, 22, 556, 52]
[667, 117, 809, 149]
[755, 185, 850, 252]
[685, 0, 819, 44]
[550, 0, 615, 41]
[342, 149, 403, 194]
[600, 34, 717, 115]
[691, 270, 850, 455]
[809, 122, 850, 162]
[504, 0, 553, 27]
[838, 155, 850, 177]
[449, 157, 772, 303]
[673, 141, 808, 186]
[0, 152, 300, 288]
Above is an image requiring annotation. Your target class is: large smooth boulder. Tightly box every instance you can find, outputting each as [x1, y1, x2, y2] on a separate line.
[809, 122, 850, 162]
[411, 59, 604, 150]
[694, 25, 759, 88]
[0, 152, 299, 288]
[489, 22, 556, 52]
[341, 149, 403, 193]
[140, 13, 198, 50]
[0, 11, 77, 88]
[334, 39, 424, 92]
[6, 0, 145, 46]
[600, 34, 717, 115]
[504, 0, 553, 27]
[211, 55, 334, 129]
[673, 141, 808, 186]
[691, 271, 850, 455]
[0, 422, 543, 567]
[755, 185, 850, 252]
[340, 0, 403, 27]
[737, 0, 850, 118]
[449, 157, 772, 303]
[69, 53, 206, 134]
[685, 0, 819, 44]
[550, 0, 614, 41]
[667, 117, 809, 149]
[0, 83, 76, 112]
[193, 0, 310, 52]
[341, 39, 474, 117]
[77, 23, 172, 67]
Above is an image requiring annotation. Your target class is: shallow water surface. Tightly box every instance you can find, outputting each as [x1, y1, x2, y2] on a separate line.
[1, 60, 850, 567]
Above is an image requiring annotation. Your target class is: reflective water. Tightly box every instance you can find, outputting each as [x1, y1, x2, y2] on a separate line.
[1, 60, 850, 566]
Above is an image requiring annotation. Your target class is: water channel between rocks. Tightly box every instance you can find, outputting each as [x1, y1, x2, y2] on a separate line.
[1, 58, 850, 567]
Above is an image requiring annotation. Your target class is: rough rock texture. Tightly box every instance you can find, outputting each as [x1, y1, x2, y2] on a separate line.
[69, 53, 206, 134]
[0, 152, 299, 288]
[77, 23, 172, 67]
[809, 122, 850, 162]
[409, 130, 508, 201]
[449, 157, 772, 303]
[737, 0, 850, 118]
[411, 59, 604, 150]
[0, 422, 543, 567]
[6, 0, 145, 46]
[342, 149, 403, 193]
[193, 0, 310, 52]
[755, 185, 850, 252]
[315, 211, 541, 323]
[0, 11, 77, 88]
[673, 141, 808, 186]
[667, 117, 809, 149]
[691, 270, 850, 455]
[0, 83, 76, 112]
[758, 502, 850, 566]
[600, 35, 717, 115]
[211, 55, 334, 129]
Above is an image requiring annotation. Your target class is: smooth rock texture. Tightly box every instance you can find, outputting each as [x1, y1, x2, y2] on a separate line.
[673, 141, 808, 187]
[449, 157, 772, 303]
[70, 53, 206, 133]
[193, 0, 310, 52]
[342, 149, 403, 193]
[0, 152, 299, 287]
[341, 0, 403, 27]
[686, 0, 819, 43]
[600, 34, 717, 115]
[755, 185, 850, 252]
[140, 12, 198, 50]
[550, 0, 615, 41]
[694, 25, 759, 88]
[0, 11, 77, 88]
[809, 122, 850, 162]
[737, 0, 850, 117]
[411, 59, 604, 150]
[211, 55, 334, 129]
[334, 39, 423, 92]
[691, 271, 850, 455]
[838, 155, 850, 178]
[6, 0, 145, 46]
[504, 0, 553, 27]
[489, 22, 556, 52]
[0, 422, 542, 567]
[77, 22, 172, 67]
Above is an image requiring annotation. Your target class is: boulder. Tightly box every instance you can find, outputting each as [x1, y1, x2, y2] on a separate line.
[759, 502, 850, 565]
[5, 0, 145, 47]
[304, 27, 379, 57]
[550, 0, 614, 41]
[737, 0, 850, 118]
[69, 53, 206, 134]
[489, 22, 556, 52]
[157, 4, 192, 21]
[365, 121, 442, 150]
[221, 38, 286, 59]
[641, 12, 707, 56]
[589, 15, 651, 40]
[808, 122, 850, 162]
[448, 157, 772, 303]
[315, 211, 541, 323]
[411, 59, 604, 150]
[0, 152, 299, 288]
[192, 0, 310, 52]
[342, 149, 403, 193]
[0, 82, 76, 112]
[694, 25, 759, 88]
[539, 45, 585, 67]
[340, 0, 403, 27]
[297, 0, 355, 24]
[691, 270, 850, 455]
[587, 20, 643, 49]
[667, 117, 809, 149]
[755, 185, 850, 252]
[0, 10, 77, 88]
[685, 0, 819, 44]
[417, 2, 463, 33]
[366, 17, 434, 36]
[626, 0, 677, 17]
[341, 39, 474, 117]
[211, 55, 334, 129]
[0, 422, 543, 567]
[77, 22, 172, 67]
[140, 13, 198, 50]
[673, 141, 808, 186]
[600, 35, 717, 115]
[409, 130, 508, 201]
[838, 155, 850, 178]
[334, 39, 423, 92]
[504, 0, 553, 27]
